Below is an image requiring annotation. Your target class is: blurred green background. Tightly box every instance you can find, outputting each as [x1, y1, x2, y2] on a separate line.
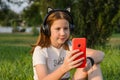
[0, 0, 120, 80]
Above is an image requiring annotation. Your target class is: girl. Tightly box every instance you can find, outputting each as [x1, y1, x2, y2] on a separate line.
[31, 7, 104, 80]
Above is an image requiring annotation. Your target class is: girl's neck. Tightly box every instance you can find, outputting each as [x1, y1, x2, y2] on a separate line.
[51, 44, 63, 49]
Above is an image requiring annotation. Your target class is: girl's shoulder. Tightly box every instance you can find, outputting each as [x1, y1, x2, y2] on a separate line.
[34, 46, 47, 51]
[34, 46, 41, 50]
[34, 46, 44, 52]
[34, 46, 48, 56]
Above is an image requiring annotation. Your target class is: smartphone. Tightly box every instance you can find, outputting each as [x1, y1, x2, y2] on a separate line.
[72, 38, 86, 68]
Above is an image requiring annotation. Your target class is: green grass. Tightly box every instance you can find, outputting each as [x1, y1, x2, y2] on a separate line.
[0, 46, 33, 80]
[111, 33, 120, 38]
[107, 33, 120, 47]
[0, 33, 120, 80]
[0, 33, 35, 80]
[100, 47, 120, 80]
[0, 33, 37, 46]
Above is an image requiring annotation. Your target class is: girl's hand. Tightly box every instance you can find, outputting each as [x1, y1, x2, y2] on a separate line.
[61, 49, 85, 72]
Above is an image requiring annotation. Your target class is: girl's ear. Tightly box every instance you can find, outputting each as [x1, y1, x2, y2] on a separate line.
[65, 7, 71, 12]
[47, 7, 53, 13]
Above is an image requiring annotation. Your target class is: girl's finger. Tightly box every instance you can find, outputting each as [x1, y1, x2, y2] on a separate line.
[71, 61, 83, 68]
[69, 52, 84, 62]
[67, 49, 80, 58]
[69, 57, 84, 66]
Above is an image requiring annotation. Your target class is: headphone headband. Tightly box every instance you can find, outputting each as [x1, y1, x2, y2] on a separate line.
[43, 9, 74, 26]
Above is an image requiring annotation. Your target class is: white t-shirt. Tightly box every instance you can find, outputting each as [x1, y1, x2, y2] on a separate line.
[32, 42, 72, 80]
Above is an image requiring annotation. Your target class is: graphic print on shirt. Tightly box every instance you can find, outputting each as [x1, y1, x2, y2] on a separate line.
[47, 57, 65, 72]
[53, 57, 64, 67]
[47, 46, 66, 71]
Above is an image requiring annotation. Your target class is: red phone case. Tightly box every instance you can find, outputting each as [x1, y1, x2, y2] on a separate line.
[72, 38, 86, 68]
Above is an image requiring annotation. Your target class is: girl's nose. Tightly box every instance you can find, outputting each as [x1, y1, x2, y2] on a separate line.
[60, 29, 66, 35]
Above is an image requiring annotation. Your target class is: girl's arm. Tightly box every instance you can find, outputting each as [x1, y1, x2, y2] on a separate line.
[72, 48, 104, 80]
[35, 49, 84, 80]
[86, 48, 105, 64]
[35, 64, 66, 80]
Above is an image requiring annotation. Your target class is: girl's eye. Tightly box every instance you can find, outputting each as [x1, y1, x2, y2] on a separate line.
[55, 27, 69, 31]
[64, 27, 68, 30]
[55, 28, 60, 30]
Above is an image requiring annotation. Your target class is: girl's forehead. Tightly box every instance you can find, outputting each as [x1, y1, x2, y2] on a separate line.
[51, 19, 69, 26]
[53, 19, 69, 24]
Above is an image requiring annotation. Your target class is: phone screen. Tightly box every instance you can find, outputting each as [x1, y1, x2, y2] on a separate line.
[72, 38, 86, 68]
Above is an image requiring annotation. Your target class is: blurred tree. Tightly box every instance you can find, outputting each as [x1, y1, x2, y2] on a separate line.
[21, 0, 72, 26]
[22, 0, 120, 47]
[0, 0, 19, 26]
[22, 1, 42, 26]
[72, 0, 120, 47]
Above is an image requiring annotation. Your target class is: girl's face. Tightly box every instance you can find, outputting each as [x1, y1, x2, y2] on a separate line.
[50, 19, 70, 48]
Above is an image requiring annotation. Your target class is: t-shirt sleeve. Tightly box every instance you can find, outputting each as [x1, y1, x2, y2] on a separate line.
[32, 46, 46, 66]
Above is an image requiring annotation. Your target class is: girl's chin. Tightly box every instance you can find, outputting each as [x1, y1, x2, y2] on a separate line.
[59, 41, 66, 44]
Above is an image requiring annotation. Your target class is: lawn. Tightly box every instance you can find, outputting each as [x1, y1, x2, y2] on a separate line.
[0, 33, 120, 80]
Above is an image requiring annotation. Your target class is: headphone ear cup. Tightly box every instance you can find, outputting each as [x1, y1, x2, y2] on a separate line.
[42, 24, 50, 36]
[69, 24, 74, 32]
